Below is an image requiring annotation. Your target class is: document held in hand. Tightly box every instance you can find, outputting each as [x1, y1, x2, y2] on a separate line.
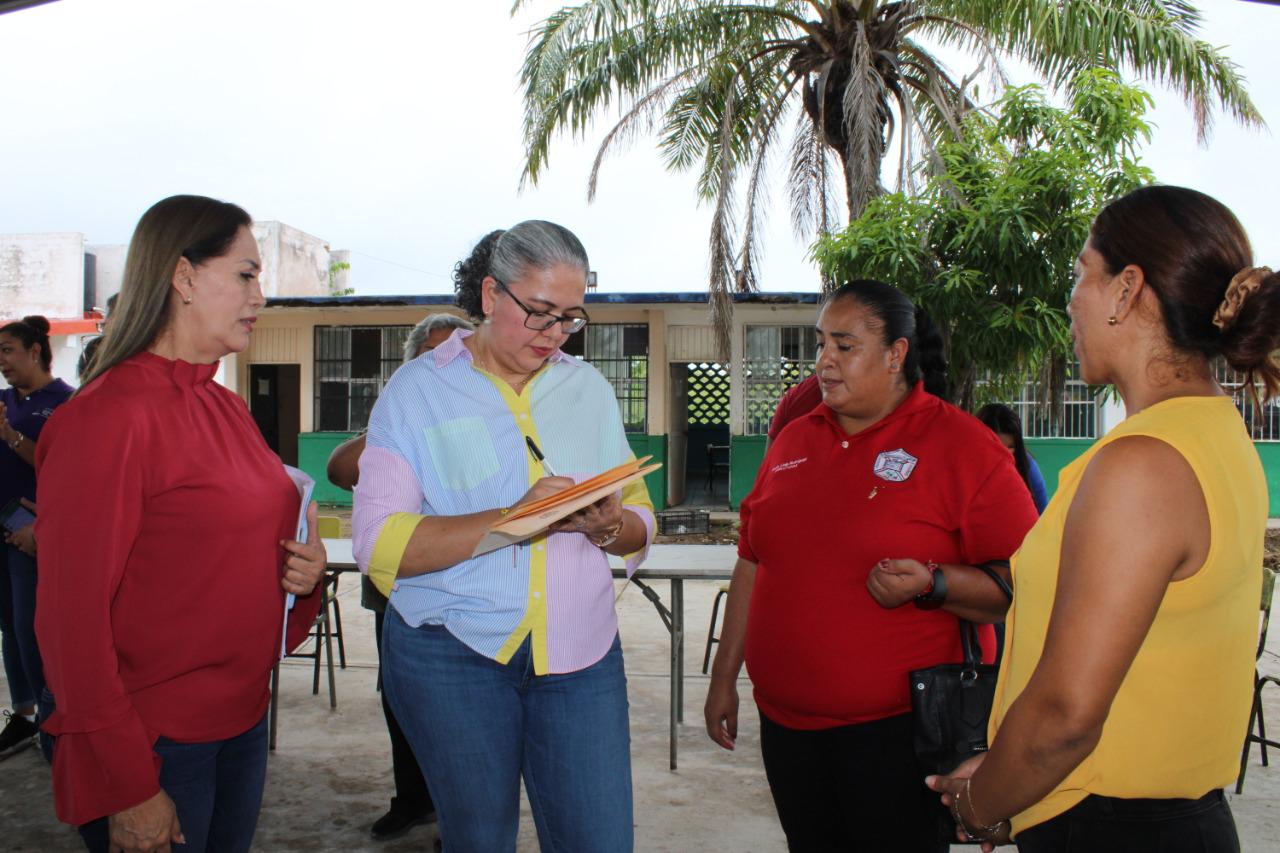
[470, 456, 662, 557]
[280, 465, 315, 660]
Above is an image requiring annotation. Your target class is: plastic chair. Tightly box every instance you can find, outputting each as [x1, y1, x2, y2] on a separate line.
[702, 583, 731, 674]
[1237, 566, 1278, 793]
[317, 515, 342, 539]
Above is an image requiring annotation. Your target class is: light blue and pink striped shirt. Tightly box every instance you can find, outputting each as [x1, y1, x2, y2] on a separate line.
[352, 329, 654, 674]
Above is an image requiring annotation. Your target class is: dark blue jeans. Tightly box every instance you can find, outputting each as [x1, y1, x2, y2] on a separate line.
[0, 543, 44, 710]
[1016, 790, 1240, 853]
[78, 713, 270, 853]
[382, 607, 633, 853]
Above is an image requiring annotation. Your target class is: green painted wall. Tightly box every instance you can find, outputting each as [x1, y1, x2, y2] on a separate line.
[1023, 438, 1093, 498]
[730, 435, 768, 510]
[300, 431, 670, 511]
[1256, 443, 1280, 517]
[299, 432, 359, 506]
[627, 434, 669, 511]
[301, 429, 1279, 518]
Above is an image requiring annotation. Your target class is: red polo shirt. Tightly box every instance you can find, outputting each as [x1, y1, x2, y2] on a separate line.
[740, 383, 1036, 730]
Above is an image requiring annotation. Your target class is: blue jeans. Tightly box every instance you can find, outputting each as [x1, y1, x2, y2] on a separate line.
[382, 607, 633, 853]
[0, 543, 44, 709]
[78, 713, 270, 853]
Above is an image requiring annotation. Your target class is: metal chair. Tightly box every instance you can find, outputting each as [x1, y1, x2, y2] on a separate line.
[268, 516, 346, 750]
[702, 583, 731, 674]
[706, 444, 730, 495]
[1237, 566, 1278, 793]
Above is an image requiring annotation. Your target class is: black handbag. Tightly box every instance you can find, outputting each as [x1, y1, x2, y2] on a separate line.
[909, 562, 1013, 840]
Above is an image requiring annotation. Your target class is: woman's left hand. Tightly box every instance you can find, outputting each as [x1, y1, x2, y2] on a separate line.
[549, 491, 623, 541]
[280, 501, 326, 596]
[926, 754, 1010, 850]
[866, 558, 932, 608]
[5, 523, 37, 557]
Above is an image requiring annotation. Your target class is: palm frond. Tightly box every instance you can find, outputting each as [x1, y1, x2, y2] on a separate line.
[841, 20, 889, 218]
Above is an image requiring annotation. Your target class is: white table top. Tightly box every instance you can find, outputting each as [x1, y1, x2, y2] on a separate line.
[320, 538, 736, 582]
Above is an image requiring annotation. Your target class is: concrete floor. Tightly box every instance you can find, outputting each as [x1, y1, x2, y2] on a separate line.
[5, 544, 1280, 851]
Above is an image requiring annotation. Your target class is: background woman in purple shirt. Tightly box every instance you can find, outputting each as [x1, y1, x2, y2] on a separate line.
[0, 315, 73, 758]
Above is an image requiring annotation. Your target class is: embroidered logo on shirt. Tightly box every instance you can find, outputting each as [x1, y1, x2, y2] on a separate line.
[872, 448, 917, 482]
[770, 457, 808, 474]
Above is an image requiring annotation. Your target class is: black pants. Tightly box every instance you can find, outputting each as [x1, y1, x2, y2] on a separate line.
[1016, 790, 1240, 853]
[373, 609, 434, 816]
[759, 710, 947, 853]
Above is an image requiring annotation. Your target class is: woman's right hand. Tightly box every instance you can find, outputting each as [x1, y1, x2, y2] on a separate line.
[704, 675, 739, 751]
[511, 476, 575, 510]
[108, 789, 184, 853]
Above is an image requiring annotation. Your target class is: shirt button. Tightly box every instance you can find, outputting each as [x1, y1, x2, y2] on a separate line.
[533, 591, 542, 599]
[536, 544, 544, 551]
[519, 413, 528, 420]
[841, 441, 849, 448]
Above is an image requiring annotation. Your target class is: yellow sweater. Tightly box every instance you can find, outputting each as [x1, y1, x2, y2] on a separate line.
[990, 395, 1267, 835]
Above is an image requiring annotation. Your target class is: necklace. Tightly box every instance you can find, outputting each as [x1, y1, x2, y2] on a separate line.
[471, 339, 534, 392]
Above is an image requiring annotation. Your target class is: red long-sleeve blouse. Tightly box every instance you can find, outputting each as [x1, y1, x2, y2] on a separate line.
[33, 351, 322, 826]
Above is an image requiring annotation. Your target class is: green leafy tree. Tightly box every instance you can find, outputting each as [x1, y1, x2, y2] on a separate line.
[517, 0, 1261, 356]
[813, 69, 1154, 411]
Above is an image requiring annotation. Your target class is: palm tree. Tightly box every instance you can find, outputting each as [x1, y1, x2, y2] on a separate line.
[516, 1, 1262, 357]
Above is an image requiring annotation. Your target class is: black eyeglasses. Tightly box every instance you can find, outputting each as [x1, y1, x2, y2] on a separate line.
[494, 278, 590, 334]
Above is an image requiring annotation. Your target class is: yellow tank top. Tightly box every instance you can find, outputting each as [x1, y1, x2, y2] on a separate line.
[990, 395, 1267, 835]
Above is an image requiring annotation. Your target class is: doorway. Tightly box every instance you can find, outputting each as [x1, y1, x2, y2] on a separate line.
[672, 361, 730, 508]
[249, 363, 301, 466]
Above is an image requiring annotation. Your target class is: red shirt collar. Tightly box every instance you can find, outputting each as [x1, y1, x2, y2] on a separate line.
[812, 381, 936, 437]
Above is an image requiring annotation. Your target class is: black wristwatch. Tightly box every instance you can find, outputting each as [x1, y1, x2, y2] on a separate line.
[914, 561, 947, 610]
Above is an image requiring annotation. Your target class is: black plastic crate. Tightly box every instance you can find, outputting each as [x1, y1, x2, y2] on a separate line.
[657, 509, 710, 536]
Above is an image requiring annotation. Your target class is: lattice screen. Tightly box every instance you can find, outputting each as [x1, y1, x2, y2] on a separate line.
[687, 362, 730, 425]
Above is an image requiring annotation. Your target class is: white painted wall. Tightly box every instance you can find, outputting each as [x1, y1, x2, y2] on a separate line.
[252, 221, 332, 298]
[86, 244, 126, 311]
[0, 233, 85, 320]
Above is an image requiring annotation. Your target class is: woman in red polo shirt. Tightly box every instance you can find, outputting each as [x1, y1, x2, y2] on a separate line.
[704, 279, 1037, 852]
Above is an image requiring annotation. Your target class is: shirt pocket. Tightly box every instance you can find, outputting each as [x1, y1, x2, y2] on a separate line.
[422, 416, 500, 491]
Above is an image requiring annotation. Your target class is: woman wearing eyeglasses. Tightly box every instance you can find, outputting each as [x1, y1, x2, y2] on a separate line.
[353, 221, 655, 852]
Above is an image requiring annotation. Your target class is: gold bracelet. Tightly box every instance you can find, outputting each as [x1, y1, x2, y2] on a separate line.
[952, 778, 1009, 842]
[588, 516, 625, 548]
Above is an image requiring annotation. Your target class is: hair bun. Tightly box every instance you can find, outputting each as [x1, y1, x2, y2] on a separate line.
[1219, 268, 1280, 402]
[21, 315, 51, 336]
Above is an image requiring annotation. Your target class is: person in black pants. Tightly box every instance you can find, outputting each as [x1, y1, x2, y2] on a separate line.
[326, 313, 471, 842]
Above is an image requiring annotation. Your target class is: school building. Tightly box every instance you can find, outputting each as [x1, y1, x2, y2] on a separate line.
[239, 293, 1280, 514]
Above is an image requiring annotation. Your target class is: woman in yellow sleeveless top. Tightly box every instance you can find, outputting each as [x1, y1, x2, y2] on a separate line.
[927, 185, 1280, 852]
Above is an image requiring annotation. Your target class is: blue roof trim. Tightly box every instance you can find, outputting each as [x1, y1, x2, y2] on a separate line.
[265, 291, 821, 308]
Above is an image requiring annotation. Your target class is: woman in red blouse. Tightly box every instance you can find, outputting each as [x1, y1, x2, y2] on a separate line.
[34, 195, 326, 853]
[704, 279, 1037, 852]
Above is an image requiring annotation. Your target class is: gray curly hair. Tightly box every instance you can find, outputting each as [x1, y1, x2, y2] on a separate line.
[404, 313, 473, 362]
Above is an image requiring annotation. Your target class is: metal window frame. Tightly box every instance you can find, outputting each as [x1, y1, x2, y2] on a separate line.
[980, 361, 1099, 440]
[313, 324, 412, 432]
[743, 325, 817, 435]
[1214, 361, 1280, 442]
[579, 323, 649, 434]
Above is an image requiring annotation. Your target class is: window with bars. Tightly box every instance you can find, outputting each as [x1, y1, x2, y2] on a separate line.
[562, 324, 649, 433]
[314, 325, 411, 432]
[1214, 361, 1280, 442]
[984, 361, 1099, 439]
[743, 325, 817, 435]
